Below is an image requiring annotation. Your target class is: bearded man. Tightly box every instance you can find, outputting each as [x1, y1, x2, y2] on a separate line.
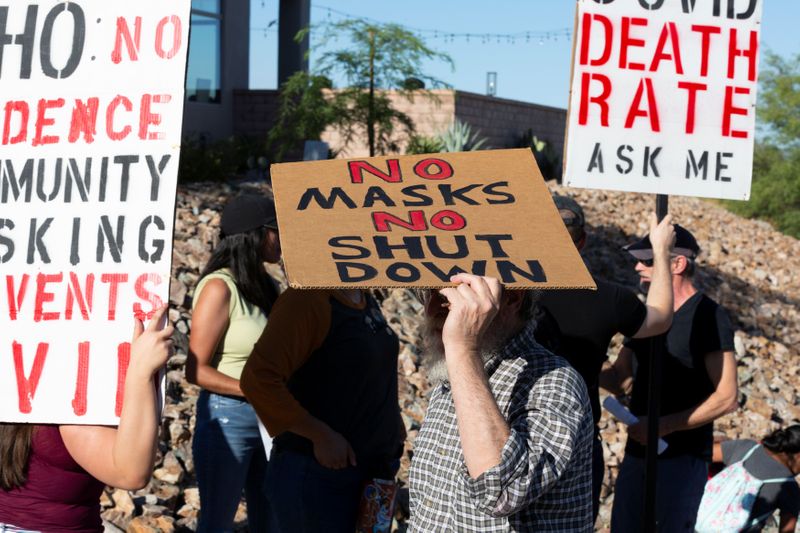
[408, 274, 594, 532]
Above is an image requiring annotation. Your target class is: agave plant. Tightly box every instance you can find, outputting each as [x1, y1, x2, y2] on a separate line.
[437, 120, 489, 152]
[405, 134, 444, 155]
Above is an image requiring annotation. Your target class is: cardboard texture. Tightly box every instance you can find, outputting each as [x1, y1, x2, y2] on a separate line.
[564, 0, 763, 201]
[0, 1, 191, 424]
[271, 149, 596, 290]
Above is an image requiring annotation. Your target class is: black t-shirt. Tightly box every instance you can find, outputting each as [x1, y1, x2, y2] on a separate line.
[536, 280, 647, 429]
[267, 293, 405, 477]
[625, 291, 735, 460]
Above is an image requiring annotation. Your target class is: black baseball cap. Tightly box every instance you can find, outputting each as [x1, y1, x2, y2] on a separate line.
[624, 224, 699, 261]
[220, 194, 278, 236]
[552, 194, 585, 228]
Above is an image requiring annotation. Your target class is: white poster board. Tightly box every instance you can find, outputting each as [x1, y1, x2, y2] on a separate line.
[0, 0, 191, 424]
[564, 0, 763, 200]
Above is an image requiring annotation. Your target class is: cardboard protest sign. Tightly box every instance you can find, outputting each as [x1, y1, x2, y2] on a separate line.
[564, 0, 763, 200]
[0, 1, 190, 424]
[271, 149, 595, 290]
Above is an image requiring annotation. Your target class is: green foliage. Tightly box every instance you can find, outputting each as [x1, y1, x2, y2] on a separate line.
[724, 144, 800, 237]
[517, 128, 561, 181]
[179, 135, 265, 182]
[723, 52, 800, 238]
[266, 71, 338, 163]
[329, 87, 414, 155]
[302, 18, 452, 156]
[307, 19, 452, 91]
[757, 52, 800, 149]
[405, 121, 489, 155]
[437, 120, 489, 152]
[405, 134, 444, 155]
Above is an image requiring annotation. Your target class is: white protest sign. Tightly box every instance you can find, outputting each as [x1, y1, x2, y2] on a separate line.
[0, 0, 191, 424]
[564, 0, 763, 200]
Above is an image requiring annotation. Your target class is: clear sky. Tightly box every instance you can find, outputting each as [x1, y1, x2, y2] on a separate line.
[249, 0, 799, 109]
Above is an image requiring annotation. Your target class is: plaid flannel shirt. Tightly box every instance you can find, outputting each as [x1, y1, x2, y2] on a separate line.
[408, 324, 594, 532]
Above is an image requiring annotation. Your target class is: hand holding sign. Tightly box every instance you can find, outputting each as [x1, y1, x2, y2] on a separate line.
[603, 396, 667, 455]
[129, 305, 173, 382]
[648, 213, 676, 256]
[438, 274, 502, 355]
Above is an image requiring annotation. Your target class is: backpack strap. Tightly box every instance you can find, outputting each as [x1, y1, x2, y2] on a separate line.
[760, 476, 796, 484]
[740, 443, 761, 462]
[747, 510, 776, 529]
[742, 444, 797, 484]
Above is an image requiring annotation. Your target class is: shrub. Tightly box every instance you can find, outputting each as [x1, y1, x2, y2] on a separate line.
[178, 135, 266, 183]
[405, 134, 444, 155]
[437, 120, 489, 152]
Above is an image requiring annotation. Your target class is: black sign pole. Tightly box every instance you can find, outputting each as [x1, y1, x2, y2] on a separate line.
[643, 193, 669, 531]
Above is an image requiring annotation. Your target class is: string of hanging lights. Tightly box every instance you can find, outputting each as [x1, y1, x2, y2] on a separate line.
[250, 3, 572, 45]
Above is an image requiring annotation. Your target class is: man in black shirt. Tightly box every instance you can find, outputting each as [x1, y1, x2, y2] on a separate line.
[606, 224, 738, 532]
[535, 195, 676, 522]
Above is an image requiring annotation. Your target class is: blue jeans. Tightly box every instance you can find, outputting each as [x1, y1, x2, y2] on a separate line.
[266, 449, 364, 533]
[611, 453, 708, 532]
[193, 391, 270, 533]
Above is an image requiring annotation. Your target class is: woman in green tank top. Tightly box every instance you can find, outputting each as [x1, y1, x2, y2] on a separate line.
[186, 194, 282, 533]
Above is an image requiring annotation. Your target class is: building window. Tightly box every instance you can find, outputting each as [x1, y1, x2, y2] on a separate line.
[187, 0, 222, 103]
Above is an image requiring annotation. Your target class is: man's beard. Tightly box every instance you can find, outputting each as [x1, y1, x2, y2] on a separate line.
[421, 317, 517, 383]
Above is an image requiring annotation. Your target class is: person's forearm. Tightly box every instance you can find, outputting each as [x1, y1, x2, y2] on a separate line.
[711, 442, 724, 463]
[599, 361, 626, 396]
[195, 365, 243, 396]
[113, 366, 159, 488]
[287, 412, 334, 442]
[779, 512, 797, 533]
[639, 246, 673, 337]
[662, 390, 737, 435]
[600, 350, 634, 396]
[446, 344, 510, 479]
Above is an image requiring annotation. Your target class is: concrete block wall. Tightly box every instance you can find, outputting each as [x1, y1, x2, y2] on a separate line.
[454, 91, 567, 156]
[321, 90, 457, 158]
[230, 89, 566, 161]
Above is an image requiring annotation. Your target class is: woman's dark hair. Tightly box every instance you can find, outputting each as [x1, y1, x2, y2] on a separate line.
[0, 424, 34, 490]
[763, 425, 800, 454]
[199, 226, 279, 314]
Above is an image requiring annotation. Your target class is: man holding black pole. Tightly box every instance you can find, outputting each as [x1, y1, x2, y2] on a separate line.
[535, 195, 676, 524]
[606, 225, 738, 532]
